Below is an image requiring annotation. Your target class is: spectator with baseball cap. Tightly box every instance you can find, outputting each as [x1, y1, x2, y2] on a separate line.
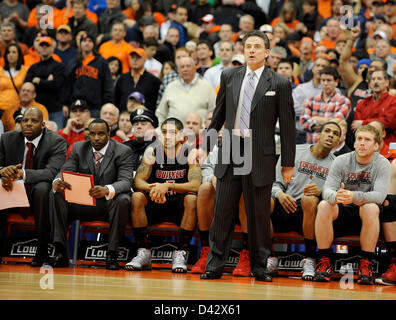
[58, 99, 91, 158]
[24, 35, 68, 130]
[126, 91, 146, 113]
[198, 14, 220, 46]
[231, 53, 245, 66]
[115, 47, 161, 112]
[356, 58, 371, 76]
[54, 25, 79, 68]
[124, 108, 158, 172]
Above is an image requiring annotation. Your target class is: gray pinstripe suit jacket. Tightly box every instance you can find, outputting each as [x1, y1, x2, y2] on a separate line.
[208, 65, 296, 186]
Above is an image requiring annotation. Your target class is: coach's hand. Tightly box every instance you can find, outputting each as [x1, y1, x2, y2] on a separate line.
[53, 179, 72, 193]
[89, 186, 109, 198]
[281, 166, 294, 184]
[1, 176, 13, 192]
[0, 164, 22, 181]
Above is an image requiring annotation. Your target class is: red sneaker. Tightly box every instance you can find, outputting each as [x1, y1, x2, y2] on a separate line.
[375, 260, 396, 286]
[191, 246, 210, 274]
[314, 256, 333, 282]
[357, 258, 374, 285]
[232, 249, 251, 277]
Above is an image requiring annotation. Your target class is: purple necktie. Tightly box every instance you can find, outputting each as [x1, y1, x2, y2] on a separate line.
[240, 71, 256, 137]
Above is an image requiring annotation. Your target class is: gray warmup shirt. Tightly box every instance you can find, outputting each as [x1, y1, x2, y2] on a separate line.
[322, 151, 390, 205]
[271, 144, 335, 200]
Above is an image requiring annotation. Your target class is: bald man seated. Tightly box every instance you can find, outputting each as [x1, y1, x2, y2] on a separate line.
[0, 108, 67, 266]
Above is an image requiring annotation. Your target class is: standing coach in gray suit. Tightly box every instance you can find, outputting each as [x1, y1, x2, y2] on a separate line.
[49, 119, 134, 270]
[200, 30, 296, 282]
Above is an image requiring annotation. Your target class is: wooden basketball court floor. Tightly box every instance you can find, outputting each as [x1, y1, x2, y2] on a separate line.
[1, 263, 395, 300]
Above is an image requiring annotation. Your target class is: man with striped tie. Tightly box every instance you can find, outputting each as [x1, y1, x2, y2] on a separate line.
[200, 30, 296, 282]
[50, 119, 134, 270]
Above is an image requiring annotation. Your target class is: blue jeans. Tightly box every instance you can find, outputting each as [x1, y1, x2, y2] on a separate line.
[49, 111, 66, 130]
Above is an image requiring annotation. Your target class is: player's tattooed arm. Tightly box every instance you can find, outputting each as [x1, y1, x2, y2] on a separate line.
[133, 148, 154, 192]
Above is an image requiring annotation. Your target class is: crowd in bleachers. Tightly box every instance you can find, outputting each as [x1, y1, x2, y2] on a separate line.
[0, 0, 396, 286]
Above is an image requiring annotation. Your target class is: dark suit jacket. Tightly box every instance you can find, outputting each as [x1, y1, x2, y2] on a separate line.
[56, 139, 134, 195]
[208, 66, 296, 187]
[0, 128, 67, 184]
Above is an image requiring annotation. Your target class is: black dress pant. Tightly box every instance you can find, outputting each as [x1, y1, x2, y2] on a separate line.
[205, 140, 273, 276]
[50, 191, 130, 252]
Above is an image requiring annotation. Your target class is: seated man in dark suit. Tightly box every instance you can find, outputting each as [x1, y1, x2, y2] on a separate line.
[50, 119, 134, 270]
[0, 108, 67, 267]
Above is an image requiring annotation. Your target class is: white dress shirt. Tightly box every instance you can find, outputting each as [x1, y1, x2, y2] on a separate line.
[233, 65, 265, 135]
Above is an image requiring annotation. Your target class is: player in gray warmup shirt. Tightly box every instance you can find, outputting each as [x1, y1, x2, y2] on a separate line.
[314, 124, 391, 285]
[270, 121, 342, 281]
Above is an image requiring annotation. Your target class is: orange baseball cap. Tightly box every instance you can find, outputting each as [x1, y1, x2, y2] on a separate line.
[130, 47, 147, 58]
[38, 36, 53, 46]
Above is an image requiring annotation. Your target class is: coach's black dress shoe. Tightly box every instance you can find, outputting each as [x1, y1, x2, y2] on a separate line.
[31, 245, 49, 267]
[49, 252, 69, 268]
[200, 271, 222, 280]
[254, 271, 273, 282]
[106, 251, 120, 270]
[31, 254, 48, 267]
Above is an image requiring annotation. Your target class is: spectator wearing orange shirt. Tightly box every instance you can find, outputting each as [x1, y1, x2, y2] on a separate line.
[231, 14, 255, 42]
[99, 21, 134, 73]
[23, 34, 62, 68]
[0, 43, 29, 114]
[26, 0, 64, 29]
[135, 0, 166, 27]
[97, 0, 126, 45]
[1, 82, 48, 132]
[123, 0, 139, 28]
[21, 3, 57, 48]
[271, 2, 308, 35]
[317, 18, 342, 49]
